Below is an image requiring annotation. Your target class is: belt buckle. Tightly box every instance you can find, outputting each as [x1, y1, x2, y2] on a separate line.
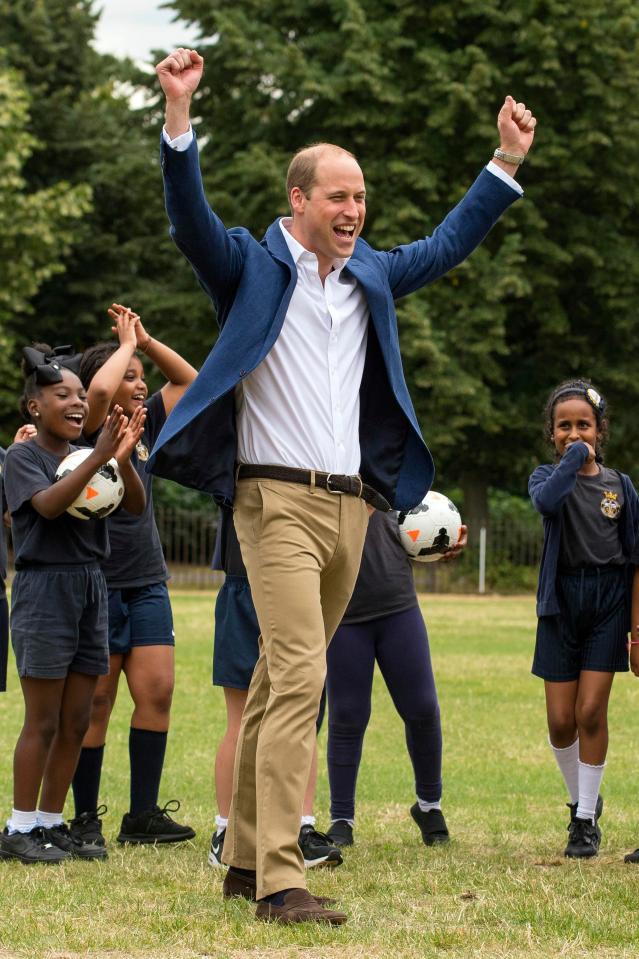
[325, 473, 343, 494]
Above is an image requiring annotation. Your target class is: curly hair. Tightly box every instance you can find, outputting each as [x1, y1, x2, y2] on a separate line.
[544, 378, 608, 463]
[79, 341, 119, 389]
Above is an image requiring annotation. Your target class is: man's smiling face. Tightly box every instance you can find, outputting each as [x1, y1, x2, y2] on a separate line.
[289, 150, 366, 275]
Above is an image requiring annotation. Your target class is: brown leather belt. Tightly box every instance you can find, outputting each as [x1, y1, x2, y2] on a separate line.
[236, 464, 391, 512]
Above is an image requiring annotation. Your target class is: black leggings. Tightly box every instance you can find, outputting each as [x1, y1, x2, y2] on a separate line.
[326, 604, 442, 821]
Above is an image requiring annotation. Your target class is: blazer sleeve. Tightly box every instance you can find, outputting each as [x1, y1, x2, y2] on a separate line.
[528, 443, 590, 517]
[161, 134, 244, 311]
[376, 168, 521, 300]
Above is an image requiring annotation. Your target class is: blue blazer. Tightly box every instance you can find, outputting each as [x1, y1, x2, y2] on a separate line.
[148, 136, 520, 510]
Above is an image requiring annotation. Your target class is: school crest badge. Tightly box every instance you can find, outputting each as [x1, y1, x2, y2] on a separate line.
[136, 440, 149, 462]
[601, 490, 621, 519]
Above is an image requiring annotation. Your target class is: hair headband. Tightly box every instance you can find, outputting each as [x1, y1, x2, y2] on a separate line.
[23, 345, 82, 385]
[553, 384, 605, 415]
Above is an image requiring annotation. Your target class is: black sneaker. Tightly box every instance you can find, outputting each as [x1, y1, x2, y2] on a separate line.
[0, 826, 70, 863]
[43, 822, 107, 860]
[326, 820, 354, 848]
[69, 805, 107, 849]
[208, 828, 225, 868]
[117, 800, 196, 845]
[567, 794, 604, 824]
[624, 848, 639, 863]
[298, 825, 343, 868]
[410, 804, 450, 846]
[564, 817, 601, 858]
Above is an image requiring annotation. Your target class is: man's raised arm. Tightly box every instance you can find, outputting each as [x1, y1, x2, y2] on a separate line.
[156, 47, 204, 143]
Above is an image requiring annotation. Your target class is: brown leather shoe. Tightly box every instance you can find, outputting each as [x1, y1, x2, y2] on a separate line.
[255, 887, 347, 924]
[223, 869, 336, 906]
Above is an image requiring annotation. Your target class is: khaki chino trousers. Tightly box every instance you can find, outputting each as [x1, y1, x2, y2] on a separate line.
[223, 477, 369, 898]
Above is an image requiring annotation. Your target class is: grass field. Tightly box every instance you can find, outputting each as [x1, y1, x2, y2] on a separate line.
[1, 593, 639, 959]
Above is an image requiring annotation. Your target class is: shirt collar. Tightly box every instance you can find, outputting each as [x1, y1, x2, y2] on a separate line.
[279, 218, 349, 274]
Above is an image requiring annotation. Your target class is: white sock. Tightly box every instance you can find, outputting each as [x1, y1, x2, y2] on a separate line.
[300, 815, 316, 827]
[549, 736, 580, 804]
[417, 798, 442, 813]
[215, 815, 228, 834]
[6, 809, 38, 835]
[576, 760, 605, 823]
[36, 809, 64, 828]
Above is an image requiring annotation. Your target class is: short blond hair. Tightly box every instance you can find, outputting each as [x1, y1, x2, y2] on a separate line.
[286, 143, 357, 207]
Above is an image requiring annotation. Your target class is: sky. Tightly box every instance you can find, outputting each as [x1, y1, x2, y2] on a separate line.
[92, 0, 201, 64]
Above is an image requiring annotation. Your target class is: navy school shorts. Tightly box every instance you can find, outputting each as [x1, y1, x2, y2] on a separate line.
[533, 565, 629, 681]
[212, 574, 327, 730]
[213, 576, 260, 689]
[10, 565, 109, 679]
[107, 582, 174, 656]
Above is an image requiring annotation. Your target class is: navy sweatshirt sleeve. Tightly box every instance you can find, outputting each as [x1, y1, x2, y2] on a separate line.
[528, 442, 590, 517]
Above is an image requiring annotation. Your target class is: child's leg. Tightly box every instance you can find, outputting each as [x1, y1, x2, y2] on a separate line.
[13, 677, 66, 813]
[375, 606, 443, 807]
[72, 655, 124, 817]
[326, 622, 376, 824]
[544, 679, 580, 802]
[574, 669, 614, 820]
[39, 672, 99, 813]
[215, 687, 249, 820]
[123, 644, 174, 813]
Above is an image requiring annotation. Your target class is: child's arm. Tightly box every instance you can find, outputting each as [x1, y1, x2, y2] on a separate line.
[108, 302, 198, 416]
[114, 405, 147, 515]
[31, 408, 131, 519]
[528, 442, 590, 517]
[84, 308, 138, 436]
[630, 567, 639, 677]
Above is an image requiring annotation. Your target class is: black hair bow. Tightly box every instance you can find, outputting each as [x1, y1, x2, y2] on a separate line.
[23, 345, 82, 385]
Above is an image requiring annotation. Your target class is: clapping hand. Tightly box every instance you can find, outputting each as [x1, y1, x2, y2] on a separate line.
[115, 405, 147, 467]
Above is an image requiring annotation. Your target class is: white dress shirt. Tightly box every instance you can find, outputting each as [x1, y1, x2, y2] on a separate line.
[235, 221, 369, 473]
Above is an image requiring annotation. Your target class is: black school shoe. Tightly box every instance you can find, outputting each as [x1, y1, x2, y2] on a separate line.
[117, 800, 195, 845]
[326, 820, 354, 848]
[564, 817, 601, 858]
[69, 805, 107, 849]
[0, 826, 70, 863]
[410, 804, 450, 846]
[43, 822, 107, 860]
[624, 848, 639, 863]
[298, 825, 343, 868]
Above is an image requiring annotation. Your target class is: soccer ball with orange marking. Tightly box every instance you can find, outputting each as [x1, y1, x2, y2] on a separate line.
[55, 448, 124, 520]
[397, 491, 462, 563]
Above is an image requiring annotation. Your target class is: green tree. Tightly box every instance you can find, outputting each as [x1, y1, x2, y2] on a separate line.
[162, 0, 639, 525]
[0, 0, 210, 421]
[0, 63, 90, 443]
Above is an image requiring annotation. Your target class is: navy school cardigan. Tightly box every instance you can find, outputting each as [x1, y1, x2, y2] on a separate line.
[148, 134, 521, 511]
[528, 441, 639, 618]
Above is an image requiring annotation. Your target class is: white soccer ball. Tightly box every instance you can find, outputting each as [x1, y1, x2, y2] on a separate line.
[55, 448, 124, 521]
[398, 491, 462, 563]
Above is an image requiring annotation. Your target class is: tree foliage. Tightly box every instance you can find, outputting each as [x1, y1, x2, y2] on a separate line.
[0, 0, 211, 443]
[164, 0, 639, 520]
[0, 62, 90, 443]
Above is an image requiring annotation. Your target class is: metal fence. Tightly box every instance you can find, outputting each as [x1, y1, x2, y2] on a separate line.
[156, 508, 543, 594]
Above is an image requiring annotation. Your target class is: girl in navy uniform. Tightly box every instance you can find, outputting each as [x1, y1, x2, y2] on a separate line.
[529, 379, 639, 858]
[325, 510, 465, 849]
[71, 306, 197, 848]
[0, 346, 145, 863]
